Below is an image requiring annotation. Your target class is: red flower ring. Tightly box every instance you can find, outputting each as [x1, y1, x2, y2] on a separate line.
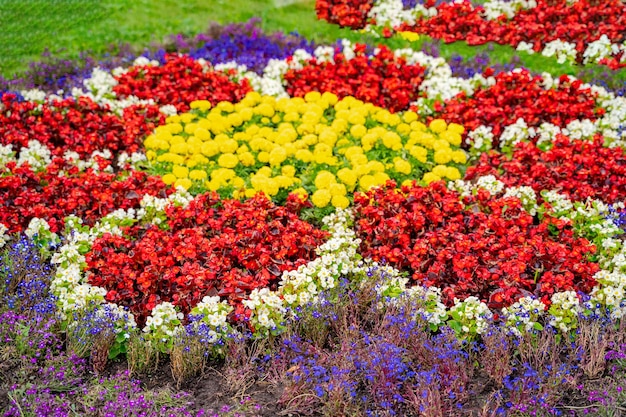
[434, 70, 601, 146]
[316, 0, 374, 29]
[0, 94, 165, 159]
[395, 0, 626, 62]
[113, 54, 253, 112]
[353, 181, 599, 308]
[84, 193, 329, 326]
[285, 44, 426, 113]
[0, 160, 172, 234]
[466, 136, 626, 204]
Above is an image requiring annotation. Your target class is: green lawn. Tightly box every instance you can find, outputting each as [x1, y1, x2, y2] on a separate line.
[0, 0, 353, 78]
[1, 0, 624, 83]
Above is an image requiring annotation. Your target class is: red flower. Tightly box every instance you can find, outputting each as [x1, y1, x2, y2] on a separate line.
[85, 193, 329, 326]
[0, 94, 164, 159]
[353, 181, 599, 308]
[433, 69, 600, 146]
[113, 54, 252, 112]
[0, 161, 172, 233]
[466, 136, 626, 204]
[285, 45, 426, 112]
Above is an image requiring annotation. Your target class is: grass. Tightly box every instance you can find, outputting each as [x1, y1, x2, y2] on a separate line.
[0, 0, 354, 78]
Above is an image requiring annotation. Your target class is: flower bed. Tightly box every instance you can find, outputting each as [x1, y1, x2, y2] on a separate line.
[5, 18, 626, 416]
[316, 0, 626, 68]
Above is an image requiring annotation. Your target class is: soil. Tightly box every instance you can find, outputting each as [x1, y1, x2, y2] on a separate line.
[104, 358, 288, 417]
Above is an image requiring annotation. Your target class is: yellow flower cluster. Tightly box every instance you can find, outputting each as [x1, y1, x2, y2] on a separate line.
[144, 91, 468, 208]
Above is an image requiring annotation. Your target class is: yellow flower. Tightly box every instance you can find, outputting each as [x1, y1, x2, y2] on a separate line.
[311, 189, 332, 208]
[448, 123, 465, 135]
[304, 91, 322, 103]
[161, 173, 177, 185]
[429, 119, 447, 133]
[337, 168, 357, 188]
[318, 129, 337, 147]
[167, 123, 183, 134]
[422, 172, 441, 184]
[172, 165, 189, 179]
[350, 124, 367, 139]
[220, 139, 239, 154]
[257, 151, 270, 163]
[350, 153, 369, 167]
[331, 195, 350, 209]
[355, 164, 371, 177]
[403, 111, 418, 123]
[373, 172, 390, 185]
[321, 92, 338, 106]
[399, 31, 420, 42]
[329, 183, 347, 197]
[432, 165, 449, 178]
[232, 177, 245, 189]
[200, 141, 219, 157]
[444, 166, 461, 180]
[190, 100, 211, 111]
[238, 152, 256, 167]
[314, 171, 337, 189]
[189, 170, 208, 181]
[394, 158, 412, 174]
[170, 142, 189, 155]
[255, 103, 275, 118]
[359, 174, 377, 191]
[433, 149, 452, 164]
[281, 165, 296, 177]
[452, 150, 467, 164]
[174, 178, 192, 190]
[291, 187, 308, 199]
[193, 128, 211, 141]
[366, 160, 385, 173]
[382, 131, 402, 150]
[295, 149, 313, 163]
[269, 147, 287, 166]
[218, 153, 239, 169]
[440, 130, 462, 147]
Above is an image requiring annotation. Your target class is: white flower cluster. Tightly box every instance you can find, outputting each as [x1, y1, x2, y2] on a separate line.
[583, 35, 622, 65]
[98, 302, 138, 333]
[548, 291, 581, 333]
[17, 140, 52, 171]
[63, 148, 115, 173]
[541, 190, 574, 217]
[466, 125, 495, 152]
[159, 104, 178, 117]
[191, 296, 233, 333]
[482, 0, 537, 20]
[116, 151, 147, 169]
[502, 296, 546, 337]
[516, 41, 535, 54]
[476, 175, 505, 195]
[542, 40, 578, 64]
[242, 288, 287, 334]
[499, 118, 532, 149]
[405, 285, 448, 326]
[279, 208, 362, 307]
[0, 223, 10, 248]
[144, 302, 184, 339]
[590, 270, 626, 318]
[503, 186, 538, 216]
[50, 209, 138, 320]
[20, 89, 47, 102]
[449, 296, 493, 335]
[368, 0, 436, 30]
[0, 144, 15, 168]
